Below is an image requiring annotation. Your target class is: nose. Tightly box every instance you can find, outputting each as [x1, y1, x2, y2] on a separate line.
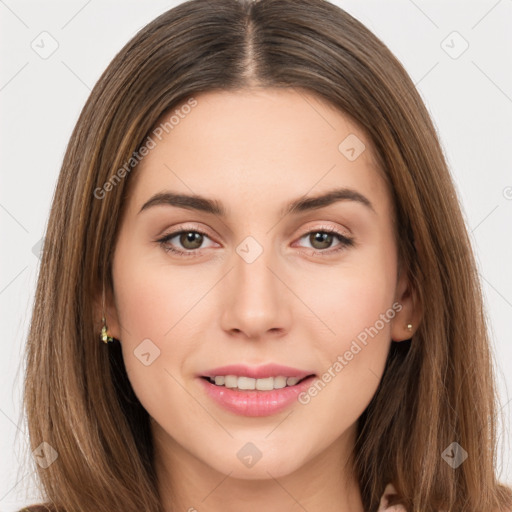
[219, 241, 292, 340]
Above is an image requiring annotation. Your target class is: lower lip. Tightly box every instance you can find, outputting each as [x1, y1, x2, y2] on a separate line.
[199, 376, 316, 417]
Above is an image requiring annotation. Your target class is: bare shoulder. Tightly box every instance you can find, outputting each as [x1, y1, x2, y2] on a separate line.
[18, 505, 57, 512]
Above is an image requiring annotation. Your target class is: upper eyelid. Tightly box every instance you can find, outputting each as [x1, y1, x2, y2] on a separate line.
[159, 223, 217, 243]
[158, 223, 353, 250]
[159, 222, 350, 241]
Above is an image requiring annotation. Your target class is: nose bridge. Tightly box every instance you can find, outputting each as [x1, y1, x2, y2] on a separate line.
[220, 233, 289, 337]
[234, 234, 279, 309]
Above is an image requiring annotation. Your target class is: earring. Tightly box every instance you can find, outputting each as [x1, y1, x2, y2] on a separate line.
[100, 285, 115, 344]
[101, 316, 114, 344]
[407, 323, 413, 331]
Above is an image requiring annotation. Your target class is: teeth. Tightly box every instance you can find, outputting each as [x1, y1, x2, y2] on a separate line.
[207, 374, 307, 390]
[274, 376, 287, 389]
[256, 377, 274, 390]
[224, 375, 238, 388]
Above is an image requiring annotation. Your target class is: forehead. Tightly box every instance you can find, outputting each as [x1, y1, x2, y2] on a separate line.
[126, 88, 391, 218]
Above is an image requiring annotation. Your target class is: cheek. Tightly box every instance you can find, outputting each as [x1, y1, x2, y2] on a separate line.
[111, 248, 208, 432]
[302, 240, 397, 347]
[295, 236, 397, 407]
[112, 239, 199, 341]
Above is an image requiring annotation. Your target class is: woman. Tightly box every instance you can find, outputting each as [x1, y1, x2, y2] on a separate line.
[18, 0, 512, 511]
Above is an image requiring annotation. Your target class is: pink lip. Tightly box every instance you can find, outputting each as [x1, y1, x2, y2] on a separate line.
[199, 374, 317, 417]
[199, 363, 314, 380]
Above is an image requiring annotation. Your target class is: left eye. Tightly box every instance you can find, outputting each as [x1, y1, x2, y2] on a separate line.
[157, 227, 354, 257]
[296, 229, 354, 253]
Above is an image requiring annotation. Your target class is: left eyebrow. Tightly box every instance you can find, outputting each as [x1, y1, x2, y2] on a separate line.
[280, 187, 376, 217]
[137, 187, 376, 217]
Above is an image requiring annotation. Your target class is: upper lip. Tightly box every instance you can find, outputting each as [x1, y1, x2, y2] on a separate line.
[200, 364, 315, 380]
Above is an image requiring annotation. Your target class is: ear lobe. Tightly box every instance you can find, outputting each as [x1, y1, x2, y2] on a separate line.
[390, 269, 422, 342]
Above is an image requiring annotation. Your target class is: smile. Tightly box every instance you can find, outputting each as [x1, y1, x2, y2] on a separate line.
[203, 375, 312, 390]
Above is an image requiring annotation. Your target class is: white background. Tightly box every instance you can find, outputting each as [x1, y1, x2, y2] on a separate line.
[1, 0, 511, 510]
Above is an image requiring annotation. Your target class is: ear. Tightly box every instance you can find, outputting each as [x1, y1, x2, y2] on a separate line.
[93, 282, 122, 341]
[390, 266, 422, 342]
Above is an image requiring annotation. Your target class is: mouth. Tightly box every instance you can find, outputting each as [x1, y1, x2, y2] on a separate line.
[200, 374, 315, 391]
[198, 372, 318, 417]
[197, 363, 317, 416]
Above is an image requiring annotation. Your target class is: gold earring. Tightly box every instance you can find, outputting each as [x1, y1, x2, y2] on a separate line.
[100, 285, 115, 344]
[101, 316, 114, 344]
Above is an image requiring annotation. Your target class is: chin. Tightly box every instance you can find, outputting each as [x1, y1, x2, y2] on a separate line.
[219, 460, 301, 480]
[203, 444, 306, 480]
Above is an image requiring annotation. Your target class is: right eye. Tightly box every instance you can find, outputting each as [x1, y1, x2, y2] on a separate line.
[156, 227, 217, 257]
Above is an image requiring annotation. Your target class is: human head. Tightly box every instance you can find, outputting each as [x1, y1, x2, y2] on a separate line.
[21, 1, 511, 511]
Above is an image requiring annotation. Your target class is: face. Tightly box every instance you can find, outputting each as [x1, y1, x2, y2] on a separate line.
[103, 88, 416, 485]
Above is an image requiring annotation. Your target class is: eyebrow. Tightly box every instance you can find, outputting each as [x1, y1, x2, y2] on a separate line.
[138, 187, 376, 217]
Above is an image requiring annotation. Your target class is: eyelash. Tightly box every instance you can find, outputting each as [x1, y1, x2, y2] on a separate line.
[156, 224, 354, 258]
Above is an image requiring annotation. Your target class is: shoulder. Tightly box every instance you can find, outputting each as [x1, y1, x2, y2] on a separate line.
[18, 506, 56, 512]
[378, 483, 407, 511]
[378, 484, 512, 512]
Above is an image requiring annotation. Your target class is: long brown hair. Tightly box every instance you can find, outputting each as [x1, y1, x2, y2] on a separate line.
[17, 0, 512, 511]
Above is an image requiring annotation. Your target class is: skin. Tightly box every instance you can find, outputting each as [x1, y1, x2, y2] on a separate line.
[98, 88, 420, 512]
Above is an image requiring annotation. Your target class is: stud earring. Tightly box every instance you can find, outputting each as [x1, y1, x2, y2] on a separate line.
[407, 323, 413, 331]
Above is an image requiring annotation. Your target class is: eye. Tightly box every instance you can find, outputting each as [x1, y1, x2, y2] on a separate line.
[295, 226, 354, 255]
[156, 226, 216, 257]
[156, 224, 354, 258]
